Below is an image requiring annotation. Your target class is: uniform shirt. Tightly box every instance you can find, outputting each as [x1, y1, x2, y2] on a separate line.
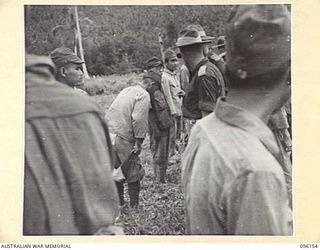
[161, 69, 184, 116]
[105, 84, 150, 143]
[25, 55, 120, 235]
[182, 58, 224, 119]
[182, 98, 292, 235]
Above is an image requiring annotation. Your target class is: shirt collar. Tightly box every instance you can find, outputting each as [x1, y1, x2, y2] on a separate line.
[163, 68, 177, 76]
[215, 97, 281, 159]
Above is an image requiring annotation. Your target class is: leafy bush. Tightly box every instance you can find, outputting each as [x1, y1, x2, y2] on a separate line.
[25, 5, 232, 76]
[84, 73, 142, 96]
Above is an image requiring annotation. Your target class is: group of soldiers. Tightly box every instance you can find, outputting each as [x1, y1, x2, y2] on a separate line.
[24, 4, 292, 235]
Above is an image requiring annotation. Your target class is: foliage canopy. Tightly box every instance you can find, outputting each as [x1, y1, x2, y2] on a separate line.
[25, 5, 232, 75]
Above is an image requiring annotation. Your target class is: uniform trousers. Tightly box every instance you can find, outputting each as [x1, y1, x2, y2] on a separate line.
[114, 136, 140, 207]
[149, 127, 170, 183]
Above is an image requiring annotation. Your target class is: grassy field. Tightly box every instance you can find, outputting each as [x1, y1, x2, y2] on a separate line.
[89, 75, 185, 235]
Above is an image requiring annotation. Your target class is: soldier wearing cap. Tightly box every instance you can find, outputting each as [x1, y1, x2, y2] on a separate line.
[24, 54, 121, 235]
[161, 49, 185, 162]
[182, 5, 292, 235]
[105, 72, 151, 208]
[175, 25, 225, 120]
[50, 47, 87, 94]
[144, 57, 173, 183]
[216, 35, 226, 61]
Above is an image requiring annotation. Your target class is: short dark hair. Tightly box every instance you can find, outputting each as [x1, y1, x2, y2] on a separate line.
[226, 60, 290, 89]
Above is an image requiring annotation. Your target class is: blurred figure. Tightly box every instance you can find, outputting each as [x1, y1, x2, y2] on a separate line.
[161, 49, 185, 163]
[24, 54, 121, 235]
[216, 35, 226, 61]
[50, 47, 88, 95]
[144, 57, 173, 183]
[182, 5, 292, 235]
[177, 53, 191, 148]
[105, 75, 150, 208]
[269, 106, 293, 208]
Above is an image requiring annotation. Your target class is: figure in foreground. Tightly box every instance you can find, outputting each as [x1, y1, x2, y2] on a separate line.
[24, 54, 121, 235]
[182, 5, 292, 235]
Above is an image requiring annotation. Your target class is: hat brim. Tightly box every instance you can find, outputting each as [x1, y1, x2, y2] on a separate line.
[201, 36, 215, 42]
[68, 59, 84, 64]
[210, 43, 226, 49]
[174, 40, 212, 48]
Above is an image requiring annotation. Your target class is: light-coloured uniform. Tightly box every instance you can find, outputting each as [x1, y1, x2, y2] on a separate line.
[182, 98, 292, 235]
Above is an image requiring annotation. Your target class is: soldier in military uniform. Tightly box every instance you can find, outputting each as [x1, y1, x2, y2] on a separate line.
[175, 25, 226, 120]
[50, 47, 88, 95]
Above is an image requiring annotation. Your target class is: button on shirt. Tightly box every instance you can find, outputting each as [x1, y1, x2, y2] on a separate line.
[105, 85, 150, 143]
[182, 98, 292, 235]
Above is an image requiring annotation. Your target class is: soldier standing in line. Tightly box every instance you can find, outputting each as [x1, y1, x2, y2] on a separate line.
[161, 49, 185, 164]
[24, 54, 121, 235]
[144, 57, 173, 183]
[50, 47, 88, 95]
[175, 25, 225, 123]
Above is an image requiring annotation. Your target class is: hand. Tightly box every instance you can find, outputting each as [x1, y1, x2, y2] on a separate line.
[178, 90, 185, 97]
[133, 138, 143, 155]
[133, 144, 142, 155]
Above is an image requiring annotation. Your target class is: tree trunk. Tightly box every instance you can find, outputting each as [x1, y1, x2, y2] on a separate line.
[74, 6, 89, 78]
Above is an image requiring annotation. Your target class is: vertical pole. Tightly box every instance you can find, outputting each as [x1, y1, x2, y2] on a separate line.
[74, 6, 89, 78]
[158, 32, 166, 69]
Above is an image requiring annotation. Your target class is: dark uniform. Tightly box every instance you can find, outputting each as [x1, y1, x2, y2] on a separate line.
[145, 71, 173, 183]
[182, 58, 225, 120]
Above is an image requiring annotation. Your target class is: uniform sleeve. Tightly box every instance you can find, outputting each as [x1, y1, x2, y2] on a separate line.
[224, 170, 292, 235]
[197, 74, 221, 113]
[132, 92, 150, 139]
[161, 75, 176, 115]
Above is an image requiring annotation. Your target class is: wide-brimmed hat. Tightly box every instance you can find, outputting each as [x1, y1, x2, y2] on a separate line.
[175, 25, 213, 47]
[225, 4, 291, 79]
[50, 47, 83, 68]
[186, 24, 215, 42]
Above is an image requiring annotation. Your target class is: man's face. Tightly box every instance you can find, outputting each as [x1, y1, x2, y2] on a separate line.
[203, 44, 210, 57]
[63, 63, 84, 88]
[165, 57, 178, 72]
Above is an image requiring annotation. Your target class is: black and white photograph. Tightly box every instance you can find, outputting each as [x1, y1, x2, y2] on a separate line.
[23, 4, 293, 236]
